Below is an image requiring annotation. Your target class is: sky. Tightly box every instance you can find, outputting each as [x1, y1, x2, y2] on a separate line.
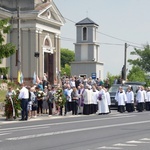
[54, 0, 150, 78]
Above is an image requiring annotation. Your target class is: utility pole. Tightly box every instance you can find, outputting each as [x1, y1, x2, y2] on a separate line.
[124, 43, 127, 80]
[17, 0, 21, 73]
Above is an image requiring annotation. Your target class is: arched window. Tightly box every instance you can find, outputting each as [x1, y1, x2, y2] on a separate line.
[83, 27, 87, 41]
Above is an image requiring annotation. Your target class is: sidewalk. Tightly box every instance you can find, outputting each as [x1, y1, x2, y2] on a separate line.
[0, 110, 84, 123]
[0, 110, 119, 124]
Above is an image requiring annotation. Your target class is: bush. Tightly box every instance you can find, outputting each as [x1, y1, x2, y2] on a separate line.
[4, 90, 21, 119]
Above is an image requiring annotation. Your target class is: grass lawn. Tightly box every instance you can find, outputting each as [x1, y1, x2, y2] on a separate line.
[0, 90, 7, 102]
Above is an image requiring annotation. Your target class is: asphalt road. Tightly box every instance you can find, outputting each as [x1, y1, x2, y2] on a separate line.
[0, 111, 150, 150]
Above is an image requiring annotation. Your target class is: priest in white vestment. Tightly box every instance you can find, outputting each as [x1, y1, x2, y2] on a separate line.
[97, 86, 109, 115]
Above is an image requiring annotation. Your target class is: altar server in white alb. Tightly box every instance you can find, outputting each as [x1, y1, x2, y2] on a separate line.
[146, 87, 150, 111]
[91, 85, 99, 114]
[126, 85, 134, 112]
[105, 88, 111, 113]
[83, 85, 92, 115]
[97, 86, 109, 115]
[136, 86, 145, 112]
[115, 86, 127, 113]
[141, 86, 147, 106]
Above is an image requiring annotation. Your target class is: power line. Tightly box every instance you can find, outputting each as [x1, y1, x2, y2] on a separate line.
[97, 31, 142, 46]
[42, 5, 142, 46]
[127, 44, 143, 49]
[100, 43, 123, 46]
[28, 2, 143, 47]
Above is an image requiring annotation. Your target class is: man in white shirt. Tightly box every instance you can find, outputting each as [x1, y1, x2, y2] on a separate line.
[66, 85, 73, 112]
[18, 83, 29, 120]
[70, 77, 76, 88]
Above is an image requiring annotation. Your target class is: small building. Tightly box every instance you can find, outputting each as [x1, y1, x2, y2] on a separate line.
[71, 17, 104, 79]
[0, 0, 65, 84]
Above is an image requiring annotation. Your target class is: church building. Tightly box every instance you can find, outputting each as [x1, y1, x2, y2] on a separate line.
[0, 0, 65, 84]
[71, 17, 104, 79]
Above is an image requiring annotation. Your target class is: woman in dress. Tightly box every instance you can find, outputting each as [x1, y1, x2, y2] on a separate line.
[36, 87, 44, 116]
[42, 86, 49, 114]
[31, 87, 37, 118]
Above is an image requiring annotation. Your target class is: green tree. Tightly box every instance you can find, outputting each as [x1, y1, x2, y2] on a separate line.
[128, 44, 150, 72]
[106, 72, 120, 86]
[61, 48, 75, 68]
[0, 19, 16, 74]
[61, 64, 71, 77]
[127, 66, 146, 82]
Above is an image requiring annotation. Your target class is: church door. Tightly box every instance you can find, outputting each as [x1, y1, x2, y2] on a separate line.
[44, 52, 54, 84]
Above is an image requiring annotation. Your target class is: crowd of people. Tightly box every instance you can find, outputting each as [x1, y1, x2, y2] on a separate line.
[5, 75, 112, 121]
[5, 75, 150, 121]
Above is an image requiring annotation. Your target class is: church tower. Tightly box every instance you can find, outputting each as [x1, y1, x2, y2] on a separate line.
[71, 17, 104, 79]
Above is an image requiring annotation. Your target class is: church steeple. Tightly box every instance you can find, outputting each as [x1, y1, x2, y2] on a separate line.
[71, 17, 104, 79]
[75, 17, 99, 44]
[76, 17, 99, 26]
